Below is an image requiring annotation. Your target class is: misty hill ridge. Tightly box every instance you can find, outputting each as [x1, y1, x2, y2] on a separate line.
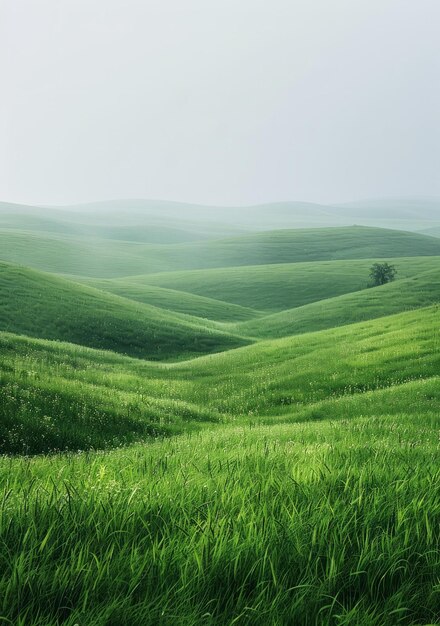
[2, 196, 440, 239]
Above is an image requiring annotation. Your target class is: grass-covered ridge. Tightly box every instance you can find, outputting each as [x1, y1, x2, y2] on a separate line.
[171, 305, 440, 415]
[1, 225, 440, 277]
[0, 262, 249, 360]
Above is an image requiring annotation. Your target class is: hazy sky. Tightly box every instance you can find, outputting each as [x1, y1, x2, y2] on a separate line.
[1, 0, 439, 206]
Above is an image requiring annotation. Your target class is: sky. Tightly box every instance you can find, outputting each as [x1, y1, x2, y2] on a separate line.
[1, 0, 439, 207]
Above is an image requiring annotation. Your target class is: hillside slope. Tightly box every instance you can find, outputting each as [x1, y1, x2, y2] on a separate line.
[0, 262, 248, 360]
[173, 305, 440, 414]
[236, 268, 440, 338]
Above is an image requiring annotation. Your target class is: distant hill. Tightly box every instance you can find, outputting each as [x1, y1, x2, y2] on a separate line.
[336, 196, 440, 218]
[0, 262, 249, 359]
[419, 226, 440, 238]
[1, 226, 440, 277]
[0, 201, 243, 243]
[2, 196, 440, 237]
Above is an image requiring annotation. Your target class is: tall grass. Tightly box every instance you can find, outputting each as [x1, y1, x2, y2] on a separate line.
[0, 414, 438, 625]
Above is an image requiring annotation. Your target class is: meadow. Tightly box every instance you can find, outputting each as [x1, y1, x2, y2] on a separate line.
[0, 213, 439, 625]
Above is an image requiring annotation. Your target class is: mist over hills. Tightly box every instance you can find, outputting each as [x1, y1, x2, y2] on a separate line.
[1, 196, 440, 241]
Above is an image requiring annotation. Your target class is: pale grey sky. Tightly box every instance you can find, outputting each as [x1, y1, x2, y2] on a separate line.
[1, 0, 439, 206]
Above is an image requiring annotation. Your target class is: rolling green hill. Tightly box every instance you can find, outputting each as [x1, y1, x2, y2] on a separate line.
[171, 305, 440, 415]
[134, 256, 440, 311]
[79, 278, 260, 322]
[1, 226, 440, 277]
[0, 262, 248, 360]
[236, 268, 440, 338]
[1, 288, 439, 624]
[1, 304, 438, 453]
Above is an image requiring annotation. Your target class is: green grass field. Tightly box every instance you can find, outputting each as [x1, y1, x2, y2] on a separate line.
[0, 218, 439, 625]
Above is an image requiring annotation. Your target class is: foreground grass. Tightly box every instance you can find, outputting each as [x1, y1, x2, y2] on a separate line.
[0, 412, 438, 626]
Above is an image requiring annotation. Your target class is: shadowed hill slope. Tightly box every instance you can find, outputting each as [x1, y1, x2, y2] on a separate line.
[78, 278, 260, 322]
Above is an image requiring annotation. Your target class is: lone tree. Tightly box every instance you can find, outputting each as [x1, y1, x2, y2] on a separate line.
[369, 262, 397, 286]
